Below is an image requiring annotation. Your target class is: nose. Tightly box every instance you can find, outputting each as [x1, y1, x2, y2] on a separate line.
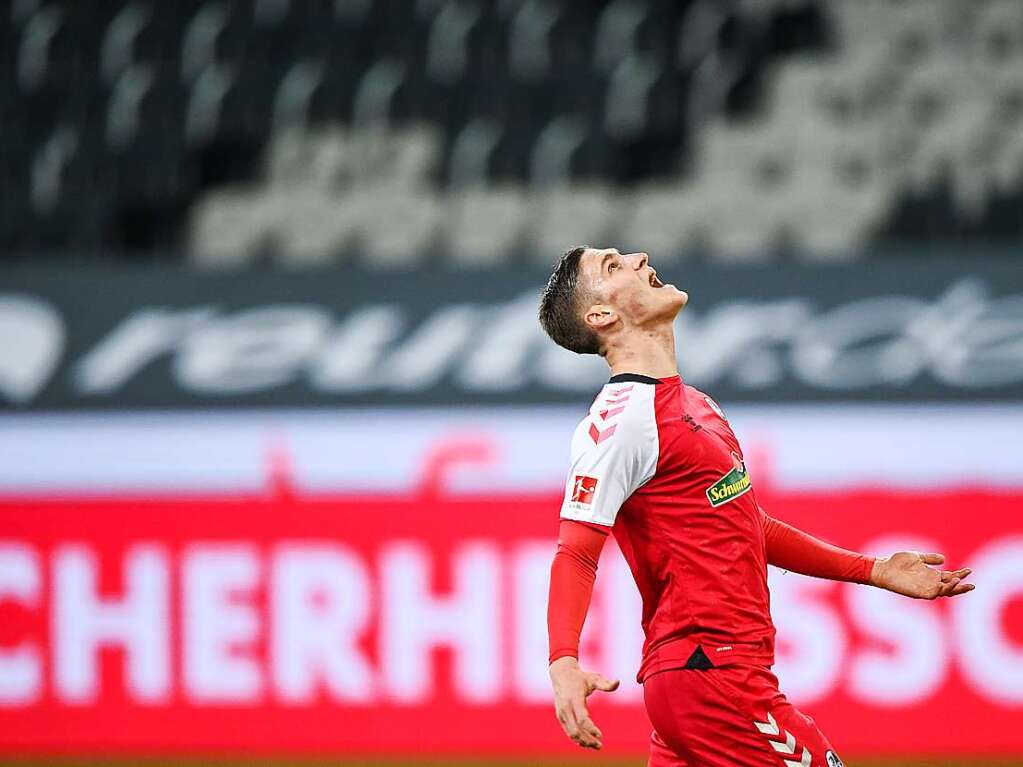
[628, 252, 649, 270]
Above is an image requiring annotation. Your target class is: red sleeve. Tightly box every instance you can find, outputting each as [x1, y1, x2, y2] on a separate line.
[761, 507, 875, 584]
[547, 519, 610, 664]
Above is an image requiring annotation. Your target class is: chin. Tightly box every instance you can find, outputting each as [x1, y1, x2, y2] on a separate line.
[649, 289, 687, 324]
[667, 286, 688, 313]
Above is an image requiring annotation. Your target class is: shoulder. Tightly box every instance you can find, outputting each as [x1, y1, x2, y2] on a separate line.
[683, 382, 729, 422]
[570, 380, 659, 460]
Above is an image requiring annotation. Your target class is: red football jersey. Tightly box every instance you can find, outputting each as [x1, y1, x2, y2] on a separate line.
[559, 373, 775, 681]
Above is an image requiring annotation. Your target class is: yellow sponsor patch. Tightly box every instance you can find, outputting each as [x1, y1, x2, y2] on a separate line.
[706, 458, 751, 507]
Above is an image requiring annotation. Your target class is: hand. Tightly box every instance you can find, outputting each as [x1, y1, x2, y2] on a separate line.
[870, 551, 975, 599]
[549, 656, 620, 749]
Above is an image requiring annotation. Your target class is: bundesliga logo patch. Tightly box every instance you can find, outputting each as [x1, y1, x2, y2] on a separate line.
[571, 475, 599, 505]
[705, 451, 751, 507]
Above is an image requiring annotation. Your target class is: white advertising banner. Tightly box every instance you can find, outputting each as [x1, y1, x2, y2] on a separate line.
[1, 403, 1021, 493]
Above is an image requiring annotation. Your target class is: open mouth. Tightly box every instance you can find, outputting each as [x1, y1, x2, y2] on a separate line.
[649, 271, 664, 288]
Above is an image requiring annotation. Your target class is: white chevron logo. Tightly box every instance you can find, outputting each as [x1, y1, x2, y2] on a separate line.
[753, 713, 812, 767]
[770, 731, 796, 754]
[753, 712, 779, 736]
[784, 746, 812, 767]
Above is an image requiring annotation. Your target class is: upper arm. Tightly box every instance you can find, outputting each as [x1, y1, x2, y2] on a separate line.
[556, 518, 610, 568]
[559, 392, 658, 527]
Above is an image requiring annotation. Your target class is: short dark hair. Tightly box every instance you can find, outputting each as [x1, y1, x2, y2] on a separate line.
[538, 246, 602, 356]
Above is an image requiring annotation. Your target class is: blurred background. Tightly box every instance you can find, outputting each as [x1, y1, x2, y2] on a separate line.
[1, 0, 1022, 765]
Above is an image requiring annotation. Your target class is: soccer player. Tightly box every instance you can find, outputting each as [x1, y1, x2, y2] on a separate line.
[538, 247, 976, 767]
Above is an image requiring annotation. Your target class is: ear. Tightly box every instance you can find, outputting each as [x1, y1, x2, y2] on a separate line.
[584, 305, 618, 332]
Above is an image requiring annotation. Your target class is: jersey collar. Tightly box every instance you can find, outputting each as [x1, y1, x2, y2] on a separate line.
[608, 373, 680, 385]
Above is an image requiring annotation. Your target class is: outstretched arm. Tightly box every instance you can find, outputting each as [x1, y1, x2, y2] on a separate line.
[547, 519, 620, 750]
[760, 507, 975, 599]
[761, 509, 875, 583]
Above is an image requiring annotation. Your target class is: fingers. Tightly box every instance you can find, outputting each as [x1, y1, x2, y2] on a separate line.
[947, 581, 976, 597]
[936, 567, 975, 598]
[555, 696, 602, 750]
[919, 552, 946, 566]
[571, 698, 603, 749]
[557, 700, 590, 748]
[936, 577, 960, 597]
[934, 575, 976, 598]
[941, 567, 971, 582]
[555, 707, 573, 740]
[940, 579, 976, 598]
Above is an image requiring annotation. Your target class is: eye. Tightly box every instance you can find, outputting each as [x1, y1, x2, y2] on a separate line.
[608, 262, 619, 273]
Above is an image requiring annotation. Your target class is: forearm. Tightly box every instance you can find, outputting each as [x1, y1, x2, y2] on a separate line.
[548, 519, 609, 663]
[761, 510, 875, 584]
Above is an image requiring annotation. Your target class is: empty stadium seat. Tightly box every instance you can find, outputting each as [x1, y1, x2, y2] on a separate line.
[619, 184, 699, 260]
[443, 185, 527, 266]
[190, 187, 280, 268]
[354, 185, 443, 267]
[4, 0, 1023, 264]
[528, 185, 621, 262]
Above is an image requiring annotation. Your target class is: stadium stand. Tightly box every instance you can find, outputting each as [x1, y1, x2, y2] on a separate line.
[2, 0, 1022, 265]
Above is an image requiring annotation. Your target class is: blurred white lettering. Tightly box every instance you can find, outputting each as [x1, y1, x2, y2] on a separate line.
[380, 541, 499, 702]
[53, 545, 169, 703]
[175, 307, 330, 394]
[183, 544, 261, 702]
[847, 536, 948, 705]
[271, 544, 374, 702]
[769, 571, 845, 704]
[598, 554, 643, 703]
[74, 308, 214, 393]
[955, 537, 1023, 704]
[310, 305, 404, 392]
[511, 542, 554, 702]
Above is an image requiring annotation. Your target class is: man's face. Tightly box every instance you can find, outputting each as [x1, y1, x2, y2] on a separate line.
[578, 247, 688, 331]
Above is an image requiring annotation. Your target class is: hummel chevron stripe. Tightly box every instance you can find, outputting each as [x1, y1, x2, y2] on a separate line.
[769, 731, 796, 755]
[784, 747, 811, 767]
[588, 422, 617, 444]
[753, 712, 779, 736]
[754, 713, 812, 767]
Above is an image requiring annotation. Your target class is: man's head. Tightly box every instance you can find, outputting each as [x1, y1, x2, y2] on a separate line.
[538, 246, 688, 356]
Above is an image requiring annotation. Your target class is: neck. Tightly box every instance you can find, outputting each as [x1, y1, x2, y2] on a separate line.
[604, 322, 679, 379]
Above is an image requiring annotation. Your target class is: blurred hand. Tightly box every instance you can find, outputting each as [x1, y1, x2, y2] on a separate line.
[549, 656, 620, 750]
[871, 551, 975, 599]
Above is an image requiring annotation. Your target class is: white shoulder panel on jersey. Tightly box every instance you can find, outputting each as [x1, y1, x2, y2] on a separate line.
[559, 380, 659, 527]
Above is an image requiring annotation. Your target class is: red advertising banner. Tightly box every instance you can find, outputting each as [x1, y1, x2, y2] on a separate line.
[1, 486, 1021, 758]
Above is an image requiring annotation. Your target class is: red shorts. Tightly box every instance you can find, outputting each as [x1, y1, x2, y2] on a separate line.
[644, 665, 845, 767]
